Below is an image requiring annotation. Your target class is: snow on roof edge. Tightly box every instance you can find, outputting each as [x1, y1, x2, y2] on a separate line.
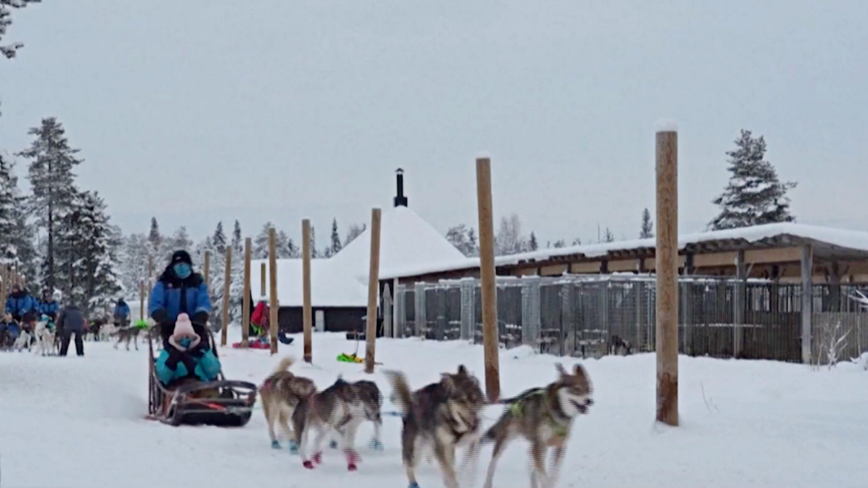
[380, 222, 868, 279]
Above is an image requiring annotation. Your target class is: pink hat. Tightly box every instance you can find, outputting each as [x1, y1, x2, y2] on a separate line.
[168, 313, 201, 351]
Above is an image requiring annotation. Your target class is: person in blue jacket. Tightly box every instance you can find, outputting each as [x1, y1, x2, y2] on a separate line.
[150, 250, 220, 387]
[113, 298, 131, 327]
[6, 284, 37, 324]
[40, 291, 60, 321]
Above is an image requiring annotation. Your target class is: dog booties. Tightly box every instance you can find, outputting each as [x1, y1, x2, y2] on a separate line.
[168, 313, 201, 351]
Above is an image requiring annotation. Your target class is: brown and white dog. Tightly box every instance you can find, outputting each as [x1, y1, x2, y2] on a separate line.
[259, 356, 317, 452]
[384, 365, 488, 488]
[480, 363, 593, 488]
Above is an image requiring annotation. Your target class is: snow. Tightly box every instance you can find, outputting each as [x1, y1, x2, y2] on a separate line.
[254, 206, 465, 307]
[380, 222, 868, 279]
[655, 119, 679, 132]
[3, 331, 867, 487]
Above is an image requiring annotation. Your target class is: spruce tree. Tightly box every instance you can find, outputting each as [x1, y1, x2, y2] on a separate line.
[169, 226, 193, 253]
[329, 218, 342, 256]
[529, 232, 538, 251]
[212, 221, 227, 254]
[231, 220, 242, 253]
[253, 221, 274, 259]
[640, 208, 654, 238]
[119, 233, 149, 302]
[309, 225, 318, 258]
[148, 217, 161, 251]
[0, 0, 39, 60]
[709, 130, 797, 230]
[603, 228, 615, 242]
[276, 230, 296, 258]
[18, 117, 83, 291]
[344, 223, 366, 247]
[0, 152, 19, 264]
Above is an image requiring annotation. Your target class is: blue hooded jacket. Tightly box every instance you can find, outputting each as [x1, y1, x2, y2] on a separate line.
[148, 270, 211, 324]
[154, 338, 222, 385]
[40, 300, 59, 316]
[113, 301, 130, 319]
[6, 291, 36, 317]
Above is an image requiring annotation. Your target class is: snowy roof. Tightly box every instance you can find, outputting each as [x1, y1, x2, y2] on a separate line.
[379, 222, 868, 279]
[254, 206, 465, 307]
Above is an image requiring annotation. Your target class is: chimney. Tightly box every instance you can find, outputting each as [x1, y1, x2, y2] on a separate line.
[394, 168, 408, 207]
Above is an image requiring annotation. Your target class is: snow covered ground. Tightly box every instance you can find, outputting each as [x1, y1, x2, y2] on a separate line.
[2, 330, 867, 488]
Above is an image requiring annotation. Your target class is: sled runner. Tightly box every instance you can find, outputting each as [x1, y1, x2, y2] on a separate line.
[146, 327, 257, 427]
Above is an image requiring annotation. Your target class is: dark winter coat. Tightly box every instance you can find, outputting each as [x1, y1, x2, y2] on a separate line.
[148, 266, 211, 326]
[40, 300, 59, 317]
[57, 305, 86, 333]
[113, 301, 130, 320]
[6, 291, 36, 318]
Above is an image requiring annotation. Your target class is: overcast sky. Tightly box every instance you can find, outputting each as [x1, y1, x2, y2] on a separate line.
[1, 0, 866, 246]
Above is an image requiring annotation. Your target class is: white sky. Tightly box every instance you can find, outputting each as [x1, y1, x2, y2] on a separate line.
[1, 0, 866, 245]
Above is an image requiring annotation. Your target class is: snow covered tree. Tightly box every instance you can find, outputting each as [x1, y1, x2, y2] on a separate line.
[211, 221, 227, 255]
[253, 221, 279, 259]
[571, 237, 582, 246]
[277, 230, 297, 258]
[529, 232, 538, 251]
[329, 218, 342, 256]
[709, 130, 797, 230]
[309, 225, 318, 258]
[495, 213, 526, 255]
[640, 208, 654, 238]
[18, 117, 83, 291]
[168, 226, 193, 254]
[148, 217, 161, 251]
[0, 0, 39, 60]
[445, 224, 479, 257]
[119, 233, 149, 301]
[603, 228, 615, 243]
[344, 222, 366, 247]
[0, 152, 20, 264]
[552, 240, 566, 248]
[231, 220, 242, 253]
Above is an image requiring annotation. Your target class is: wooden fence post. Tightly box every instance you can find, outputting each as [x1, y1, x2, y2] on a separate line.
[140, 281, 145, 321]
[655, 122, 679, 426]
[302, 219, 313, 363]
[204, 251, 211, 288]
[242, 238, 252, 348]
[260, 262, 266, 298]
[268, 228, 279, 355]
[364, 208, 382, 374]
[220, 246, 232, 346]
[476, 155, 500, 403]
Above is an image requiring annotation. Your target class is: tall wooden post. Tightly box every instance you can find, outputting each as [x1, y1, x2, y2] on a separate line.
[364, 208, 382, 374]
[148, 255, 153, 282]
[242, 238, 252, 348]
[801, 244, 813, 364]
[203, 251, 211, 287]
[655, 124, 679, 426]
[1, 265, 8, 310]
[260, 263, 267, 298]
[476, 156, 500, 403]
[140, 281, 145, 321]
[220, 246, 232, 346]
[268, 228, 280, 355]
[302, 219, 313, 363]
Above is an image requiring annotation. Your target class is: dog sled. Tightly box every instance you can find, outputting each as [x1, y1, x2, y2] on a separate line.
[146, 328, 258, 427]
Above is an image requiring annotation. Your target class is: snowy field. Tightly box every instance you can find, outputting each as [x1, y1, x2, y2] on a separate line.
[2, 331, 867, 488]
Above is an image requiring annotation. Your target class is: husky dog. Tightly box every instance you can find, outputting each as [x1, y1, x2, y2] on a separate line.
[291, 377, 368, 471]
[99, 321, 118, 342]
[259, 356, 317, 453]
[12, 328, 32, 352]
[328, 379, 384, 451]
[480, 363, 593, 488]
[384, 365, 487, 488]
[112, 325, 141, 350]
[609, 335, 632, 356]
[33, 319, 56, 356]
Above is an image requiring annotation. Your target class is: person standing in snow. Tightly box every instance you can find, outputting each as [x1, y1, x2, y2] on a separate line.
[40, 291, 59, 322]
[113, 298, 131, 327]
[6, 284, 37, 327]
[56, 303, 86, 357]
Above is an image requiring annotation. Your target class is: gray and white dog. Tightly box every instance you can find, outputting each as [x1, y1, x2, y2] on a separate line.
[327, 379, 384, 451]
[384, 365, 488, 488]
[111, 326, 141, 350]
[291, 376, 369, 471]
[480, 363, 593, 488]
[260, 356, 317, 452]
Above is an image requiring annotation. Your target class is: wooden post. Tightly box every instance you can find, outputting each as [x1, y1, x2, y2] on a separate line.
[140, 281, 145, 321]
[268, 228, 280, 355]
[734, 250, 746, 358]
[383, 284, 393, 338]
[1, 265, 8, 309]
[148, 255, 153, 281]
[302, 219, 313, 363]
[220, 246, 232, 346]
[392, 278, 399, 339]
[801, 244, 813, 364]
[655, 124, 679, 426]
[203, 251, 211, 288]
[476, 155, 500, 403]
[242, 238, 252, 348]
[260, 262, 266, 298]
[364, 208, 382, 374]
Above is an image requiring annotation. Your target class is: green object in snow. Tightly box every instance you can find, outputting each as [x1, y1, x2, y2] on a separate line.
[134, 320, 149, 329]
[337, 353, 363, 364]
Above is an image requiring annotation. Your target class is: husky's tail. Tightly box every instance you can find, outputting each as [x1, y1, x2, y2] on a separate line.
[382, 370, 412, 417]
[272, 356, 296, 375]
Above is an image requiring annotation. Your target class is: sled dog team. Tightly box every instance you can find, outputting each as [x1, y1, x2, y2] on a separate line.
[260, 357, 593, 488]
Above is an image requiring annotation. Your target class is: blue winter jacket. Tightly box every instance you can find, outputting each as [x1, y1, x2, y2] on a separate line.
[113, 302, 130, 320]
[148, 274, 211, 324]
[154, 344, 222, 385]
[40, 300, 59, 316]
[6, 293, 36, 317]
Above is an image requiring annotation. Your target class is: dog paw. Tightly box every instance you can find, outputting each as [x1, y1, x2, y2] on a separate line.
[347, 462, 357, 471]
[313, 452, 323, 464]
[302, 460, 314, 469]
[271, 440, 281, 449]
[370, 439, 384, 450]
[408, 483, 421, 488]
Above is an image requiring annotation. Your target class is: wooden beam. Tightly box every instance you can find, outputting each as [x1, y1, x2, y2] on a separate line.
[241, 238, 252, 348]
[744, 246, 802, 265]
[733, 250, 745, 358]
[302, 219, 313, 363]
[476, 156, 500, 403]
[801, 244, 813, 364]
[220, 246, 232, 346]
[268, 228, 279, 355]
[608, 259, 640, 272]
[570, 261, 601, 273]
[364, 208, 382, 374]
[655, 126, 678, 427]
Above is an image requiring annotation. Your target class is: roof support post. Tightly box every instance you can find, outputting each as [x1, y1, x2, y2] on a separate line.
[733, 250, 745, 358]
[801, 244, 813, 364]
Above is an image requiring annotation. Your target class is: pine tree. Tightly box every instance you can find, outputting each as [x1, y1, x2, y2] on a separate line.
[466, 228, 478, 257]
[571, 238, 582, 246]
[277, 230, 296, 258]
[529, 232, 538, 251]
[18, 117, 83, 291]
[253, 221, 274, 259]
[709, 130, 797, 230]
[445, 224, 478, 257]
[119, 233, 149, 301]
[640, 208, 654, 238]
[603, 228, 615, 243]
[231, 220, 242, 253]
[148, 217, 161, 251]
[344, 223, 366, 247]
[552, 240, 566, 248]
[0, 0, 39, 60]
[0, 152, 19, 264]
[169, 226, 193, 253]
[212, 221, 227, 255]
[309, 225, 318, 258]
[330, 218, 342, 256]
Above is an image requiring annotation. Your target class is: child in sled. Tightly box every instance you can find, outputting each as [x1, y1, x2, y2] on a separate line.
[154, 313, 222, 395]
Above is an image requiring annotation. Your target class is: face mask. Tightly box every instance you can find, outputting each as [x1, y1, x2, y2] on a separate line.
[173, 263, 192, 279]
[179, 337, 192, 348]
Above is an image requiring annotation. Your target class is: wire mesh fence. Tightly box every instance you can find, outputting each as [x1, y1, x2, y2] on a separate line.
[391, 274, 868, 363]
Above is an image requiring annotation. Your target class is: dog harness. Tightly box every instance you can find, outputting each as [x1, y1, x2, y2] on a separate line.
[507, 388, 570, 437]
